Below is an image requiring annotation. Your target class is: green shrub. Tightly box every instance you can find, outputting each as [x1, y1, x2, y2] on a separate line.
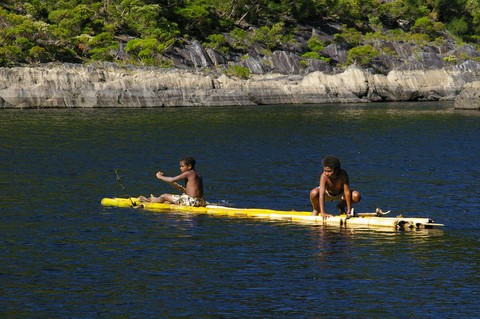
[252, 22, 293, 50]
[307, 35, 325, 52]
[0, 45, 24, 66]
[448, 17, 469, 36]
[204, 33, 229, 54]
[301, 52, 331, 63]
[443, 55, 457, 63]
[411, 17, 431, 33]
[408, 33, 430, 44]
[302, 52, 321, 59]
[411, 16, 445, 40]
[225, 65, 250, 79]
[347, 44, 379, 66]
[229, 27, 251, 52]
[89, 47, 115, 62]
[29, 46, 50, 63]
[334, 25, 364, 47]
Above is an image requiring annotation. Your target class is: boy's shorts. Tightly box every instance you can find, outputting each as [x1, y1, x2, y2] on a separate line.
[171, 193, 206, 207]
[324, 189, 345, 202]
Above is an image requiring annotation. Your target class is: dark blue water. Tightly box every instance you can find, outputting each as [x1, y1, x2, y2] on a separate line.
[1, 102, 479, 318]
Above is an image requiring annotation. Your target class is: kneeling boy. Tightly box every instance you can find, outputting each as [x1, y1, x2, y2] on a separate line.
[310, 155, 361, 219]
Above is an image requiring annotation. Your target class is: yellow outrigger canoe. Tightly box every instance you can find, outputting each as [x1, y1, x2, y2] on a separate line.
[101, 197, 444, 229]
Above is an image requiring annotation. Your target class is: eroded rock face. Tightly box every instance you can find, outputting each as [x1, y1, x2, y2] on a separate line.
[0, 63, 479, 108]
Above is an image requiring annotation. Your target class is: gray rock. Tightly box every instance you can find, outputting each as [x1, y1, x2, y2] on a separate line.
[454, 81, 480, 110]
[321, 44, 348, 65]
[304, 59, 333, 74]
[2, 63, 480, 108]
[206, 48, 227, 66]
[239, 56, 268, 74]
[174, 40, 214, 69]
[271, 51, 303, 74]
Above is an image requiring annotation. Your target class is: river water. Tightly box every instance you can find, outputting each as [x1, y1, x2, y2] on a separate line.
[1, 102, 479, 318]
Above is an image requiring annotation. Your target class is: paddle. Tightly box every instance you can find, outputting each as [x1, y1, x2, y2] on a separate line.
[114, 168, 139, 208]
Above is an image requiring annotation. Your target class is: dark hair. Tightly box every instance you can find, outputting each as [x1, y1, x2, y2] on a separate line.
[181, 156, 196, 168]
[322, 155, 341, 170]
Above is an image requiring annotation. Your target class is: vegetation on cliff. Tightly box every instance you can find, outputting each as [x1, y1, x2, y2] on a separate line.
[1, 0, 480, 70]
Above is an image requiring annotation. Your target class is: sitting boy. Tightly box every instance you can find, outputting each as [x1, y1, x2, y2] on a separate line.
[310, 155, 361, 219]
[141, 156, 206, 207]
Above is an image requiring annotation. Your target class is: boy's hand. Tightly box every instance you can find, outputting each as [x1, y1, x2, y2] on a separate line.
[321, 212, 332, 220]
[156, 171, 164, 179]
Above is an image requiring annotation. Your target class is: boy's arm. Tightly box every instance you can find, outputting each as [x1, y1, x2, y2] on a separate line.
[156, 171, 187, 193]
[318, 174, 331, 218]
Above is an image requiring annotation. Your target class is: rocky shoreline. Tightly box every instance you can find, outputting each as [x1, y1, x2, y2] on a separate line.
[0, 62, 479, 110]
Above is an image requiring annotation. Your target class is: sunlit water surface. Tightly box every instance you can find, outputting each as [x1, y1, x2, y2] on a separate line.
[1, 102, 479, 318]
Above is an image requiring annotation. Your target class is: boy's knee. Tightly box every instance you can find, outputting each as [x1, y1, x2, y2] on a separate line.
[310, 187, 319, 198]
[352, 191, 361, 202]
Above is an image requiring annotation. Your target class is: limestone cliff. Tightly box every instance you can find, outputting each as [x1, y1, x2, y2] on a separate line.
[1, 62, 479, 109]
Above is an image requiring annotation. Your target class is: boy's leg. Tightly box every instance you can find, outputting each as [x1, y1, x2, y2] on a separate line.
[337, 190, 362, 213]
[139, 195, 150, 202]
[351, 190, 361, 206]
[336, 202, 346, 213]
[151, 193, 174, 203]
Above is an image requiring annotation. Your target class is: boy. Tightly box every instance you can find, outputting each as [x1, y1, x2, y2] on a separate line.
[141, 156, 206, 207]
[310, 155, 361, 219]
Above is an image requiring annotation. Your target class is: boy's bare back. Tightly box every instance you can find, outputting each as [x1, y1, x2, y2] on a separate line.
[182, 169, 203, 198]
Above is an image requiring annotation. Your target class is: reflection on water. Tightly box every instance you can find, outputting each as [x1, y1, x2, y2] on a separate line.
[1, 101, 479, 318]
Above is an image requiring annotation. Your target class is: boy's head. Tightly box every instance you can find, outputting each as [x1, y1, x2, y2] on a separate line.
[322, 155, 341, 171]
[180, 156, 196, 169]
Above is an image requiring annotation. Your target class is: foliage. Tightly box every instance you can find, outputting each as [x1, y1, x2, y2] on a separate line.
[334, 26, 364, 48]
[447, 17, 469, 36]
[302, 35, 330, 62]
[252, 22, 293, 51]
[228, 27, 251, 52]
[443, 55, 457, 63]
[204, 33, 229, 54]
[84, 32, 118, 62]
[224, 64, 250, 79]
[301, 52, 331, 63]
[124, 37, 175, 66]
[0, 0, 479, 67]
[307, 36, 325, 52]
[347, 44, 379, 66]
